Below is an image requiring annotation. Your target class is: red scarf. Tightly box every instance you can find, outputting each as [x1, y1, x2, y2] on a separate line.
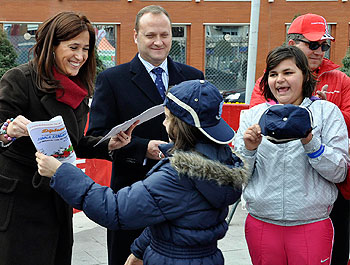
[53, 67, 88, 109]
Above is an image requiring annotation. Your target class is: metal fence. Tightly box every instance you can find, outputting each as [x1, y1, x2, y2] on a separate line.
[3, 23, 37, 65]
[169, 26, 186, 64]
[169, 38, 186, 64]
[205, 26, 249, 97]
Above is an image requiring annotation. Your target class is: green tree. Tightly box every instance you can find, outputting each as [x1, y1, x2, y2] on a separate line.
[340, 48, 350, 77]
[95, 46, 106, 77]
[0, 28, 17, 79]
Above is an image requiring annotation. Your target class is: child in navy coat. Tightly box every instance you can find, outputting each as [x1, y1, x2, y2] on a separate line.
[36, 79, 247, 265]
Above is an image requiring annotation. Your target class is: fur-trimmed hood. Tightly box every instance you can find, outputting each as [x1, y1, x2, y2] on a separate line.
[158, 142, 246, 208]
[159, 142, 247, 209]
[170, 150, 248, 188]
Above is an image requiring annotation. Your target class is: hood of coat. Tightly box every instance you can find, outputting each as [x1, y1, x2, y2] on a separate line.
[170, 149, 248, 187]
[159, 141, 248, 208]
[166, 142, 248, 208]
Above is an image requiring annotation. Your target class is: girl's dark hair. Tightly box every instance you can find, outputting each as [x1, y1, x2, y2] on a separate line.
[259, 45, 316, 102]
[166, 110, 205, 154]
[30, 11, 96, 96]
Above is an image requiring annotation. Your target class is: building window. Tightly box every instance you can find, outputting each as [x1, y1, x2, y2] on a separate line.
[169, 25, 187, 64]
[286, 0, 337, 1]
[94, 24, 117, 68]
[205, 24, 249, 102]
[2, 23, 118, 69]
[3, 23, 38, 65]
[204, 0, 250, 2]
[140, 0, 191, 2]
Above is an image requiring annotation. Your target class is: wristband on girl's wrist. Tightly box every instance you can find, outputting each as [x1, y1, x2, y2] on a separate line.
[307, 144, 325, 159]
[0, 118, 16, 142]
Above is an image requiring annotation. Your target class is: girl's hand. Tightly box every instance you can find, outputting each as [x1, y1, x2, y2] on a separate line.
[124, 254, 143, 265]
[243, 124, 263, 151]
[301, 131, 313, 145]
[35, 152, 62, 177]
[108, 120, 139, 151]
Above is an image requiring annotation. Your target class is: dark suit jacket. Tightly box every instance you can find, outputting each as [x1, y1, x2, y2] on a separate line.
[87, 55, 204, 190]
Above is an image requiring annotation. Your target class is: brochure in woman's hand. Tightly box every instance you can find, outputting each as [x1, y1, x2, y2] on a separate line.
[27, 115, 76, 163]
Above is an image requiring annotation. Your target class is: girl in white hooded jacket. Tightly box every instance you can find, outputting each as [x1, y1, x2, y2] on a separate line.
[234, 45, 349, 265]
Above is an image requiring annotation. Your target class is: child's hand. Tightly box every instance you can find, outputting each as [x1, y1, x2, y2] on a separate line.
[124, 254, 142, 265]
[301, 131, 313, 145]
[35, 152, 62, 177]
[243, 124, 262, 151]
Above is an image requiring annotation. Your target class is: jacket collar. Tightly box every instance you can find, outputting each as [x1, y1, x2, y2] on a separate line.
[315, 58, 340, 77]
[129, 54, 186, 105]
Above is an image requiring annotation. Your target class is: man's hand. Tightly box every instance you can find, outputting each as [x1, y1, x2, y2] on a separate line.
[124, 254, 142, 265]
[316, 84, 328, 100]
[108, 121, 139, 151]
[146, 140, 168, 160]
[243, 124, 262, 151]
[35, 152, 62, 177]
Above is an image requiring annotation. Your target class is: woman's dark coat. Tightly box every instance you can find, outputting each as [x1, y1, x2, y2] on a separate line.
[0, 63, 110, 265]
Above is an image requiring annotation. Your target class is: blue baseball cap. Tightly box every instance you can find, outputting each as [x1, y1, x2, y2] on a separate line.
[259, 104, 313, 144]
[164, 79, 235, 144]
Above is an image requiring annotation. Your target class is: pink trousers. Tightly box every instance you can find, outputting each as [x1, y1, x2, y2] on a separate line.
[245, 214, 334, 265]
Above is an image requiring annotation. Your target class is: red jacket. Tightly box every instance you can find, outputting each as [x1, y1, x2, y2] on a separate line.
[249, 58, 350, 199]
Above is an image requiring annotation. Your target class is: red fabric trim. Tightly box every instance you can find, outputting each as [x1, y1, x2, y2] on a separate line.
[336, 164, 350, 200]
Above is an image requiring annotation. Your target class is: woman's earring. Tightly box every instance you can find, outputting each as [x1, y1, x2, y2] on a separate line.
[53, 51, 56, 59]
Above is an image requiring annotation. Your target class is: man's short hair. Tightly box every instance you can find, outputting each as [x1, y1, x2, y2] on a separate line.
[287, 33, 304, 42]
[134, 5, 171, 33]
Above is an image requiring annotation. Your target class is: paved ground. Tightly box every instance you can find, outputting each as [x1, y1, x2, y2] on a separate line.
[72, 201, 252, 265]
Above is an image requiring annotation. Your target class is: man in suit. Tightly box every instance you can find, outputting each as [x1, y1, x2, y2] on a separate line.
[86, 5, 204, 265]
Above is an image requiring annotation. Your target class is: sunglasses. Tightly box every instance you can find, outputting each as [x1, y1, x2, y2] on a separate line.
[297, 39, 330, 52]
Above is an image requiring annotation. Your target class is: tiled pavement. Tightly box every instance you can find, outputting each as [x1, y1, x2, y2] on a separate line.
[72, 202, 252, 265]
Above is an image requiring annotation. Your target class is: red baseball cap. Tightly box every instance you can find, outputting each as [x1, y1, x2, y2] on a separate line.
[288, 13, 334, 42]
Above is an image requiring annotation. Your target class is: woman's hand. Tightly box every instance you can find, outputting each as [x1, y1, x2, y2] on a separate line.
[124, 254, 143, 265]
[35, 152, 62, 177]
[3, 115, 31, 140]
[108, 121, 139, 151]
[243, 124, 262, 151]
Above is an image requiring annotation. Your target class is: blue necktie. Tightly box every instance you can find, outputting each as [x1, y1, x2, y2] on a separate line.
[152, 67, 166, 100]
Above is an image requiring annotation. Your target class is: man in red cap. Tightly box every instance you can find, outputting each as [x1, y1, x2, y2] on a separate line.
[249, 13, 350, 265]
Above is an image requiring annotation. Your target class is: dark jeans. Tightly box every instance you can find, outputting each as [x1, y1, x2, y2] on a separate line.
[330, 193, 350, 265]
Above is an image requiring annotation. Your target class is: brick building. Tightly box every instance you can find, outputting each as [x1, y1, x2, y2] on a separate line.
[0, 0, 349, 100]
